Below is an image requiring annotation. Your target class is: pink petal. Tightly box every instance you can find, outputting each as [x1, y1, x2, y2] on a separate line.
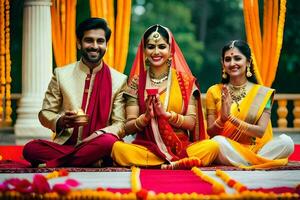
[5, 178, 32, 193]
[0, 183, 8, 192]
[52, 183, 71, 195]
[65, 179, 80, 187]
[32, 174, 51, 194]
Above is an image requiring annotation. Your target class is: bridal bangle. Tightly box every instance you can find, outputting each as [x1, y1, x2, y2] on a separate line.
[135, 114, 150, 131]
[215, 118, 224, 129]
[169, 111, 184, 127]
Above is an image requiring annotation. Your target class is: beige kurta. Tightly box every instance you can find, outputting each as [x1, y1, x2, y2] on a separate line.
[39, 60, 127, 144]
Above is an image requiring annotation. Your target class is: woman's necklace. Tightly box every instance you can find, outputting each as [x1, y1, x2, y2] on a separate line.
[228, 81, 247, 112]
[150, 70, 169, 85]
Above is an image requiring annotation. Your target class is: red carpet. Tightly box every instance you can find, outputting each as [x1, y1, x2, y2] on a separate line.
[0, 145, 30, 167]
[0, 145, 26, 162]
[139, 169, 299, 195]
[288, 144, 300, 161]
[140, 169, 213, 194]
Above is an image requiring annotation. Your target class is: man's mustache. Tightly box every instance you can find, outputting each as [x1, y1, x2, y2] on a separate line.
[87, 48, 100, 52]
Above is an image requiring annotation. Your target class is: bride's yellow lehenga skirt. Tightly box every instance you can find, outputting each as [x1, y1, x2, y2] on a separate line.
[111, 140, 219, 167]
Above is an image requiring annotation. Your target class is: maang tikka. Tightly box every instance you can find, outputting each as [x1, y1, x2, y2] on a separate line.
[148, 25, 161, 43]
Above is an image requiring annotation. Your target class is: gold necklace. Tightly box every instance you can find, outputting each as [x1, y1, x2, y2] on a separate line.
[149, 69, 169, 85]
[228, 82, 247, 112]
[150, 76, 168, 85]
[149, 70, 169, 79]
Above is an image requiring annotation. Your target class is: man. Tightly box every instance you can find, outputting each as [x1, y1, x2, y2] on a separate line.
[23, 18, 127, 167]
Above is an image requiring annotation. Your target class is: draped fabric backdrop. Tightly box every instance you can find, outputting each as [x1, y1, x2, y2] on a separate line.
[51, 0, 77, 67]
[243, 0, 287, 87]
[89, 0, 131, 73]
[51, 0, 131, 73]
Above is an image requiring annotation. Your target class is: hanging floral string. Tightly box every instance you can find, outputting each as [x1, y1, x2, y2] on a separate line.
[0, 0, 11, 126]
[0, 0, 5, 124]
[4, 0, 11, 125]
[243, 0, 287, 87]
[51, 0, 77, 67]
[89, 0, 131, 73]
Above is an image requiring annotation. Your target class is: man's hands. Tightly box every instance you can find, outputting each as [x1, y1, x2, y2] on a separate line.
[57, 110, 79, 129]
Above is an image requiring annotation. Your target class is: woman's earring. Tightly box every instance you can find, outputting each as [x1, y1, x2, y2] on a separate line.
[166, 58, 172, 67]
[246, 64, 252, 77]
[222, 68, 227, 79]
[145, 58, 150, 67]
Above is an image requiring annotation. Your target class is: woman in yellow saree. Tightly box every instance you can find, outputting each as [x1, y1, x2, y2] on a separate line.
[206, 40, 294, 169]
[112, 25, 218, 168]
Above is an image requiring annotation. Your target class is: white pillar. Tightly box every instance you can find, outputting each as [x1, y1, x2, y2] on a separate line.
[14, 0, 53, 144]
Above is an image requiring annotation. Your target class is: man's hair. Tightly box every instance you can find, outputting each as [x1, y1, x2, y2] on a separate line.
[76, 18, 111, 42]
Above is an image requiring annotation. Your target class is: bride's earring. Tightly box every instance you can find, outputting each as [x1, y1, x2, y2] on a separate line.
[222, 68, 227, 79]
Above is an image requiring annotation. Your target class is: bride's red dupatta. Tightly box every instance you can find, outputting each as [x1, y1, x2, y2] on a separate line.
[130, 25, 208, 161]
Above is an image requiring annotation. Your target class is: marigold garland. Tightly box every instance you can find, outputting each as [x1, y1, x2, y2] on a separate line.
[191, 167, 225, 194]
[271, 0, 286, 86]
[131, 166, 141, 193]
[89, 0, 131, 73]
[4, 0, 11, 125]
[161, 156, 202, 170]
[216, 169, 248, 193]
[243, 0, 287, 87]
[45, 169, 69, 179]
[0, 0, 5, 123]
[51, 0, 77, 67]
[1, 168, 300, 199]
[0, 0, 11, 126]
[215, 169, 299, 199]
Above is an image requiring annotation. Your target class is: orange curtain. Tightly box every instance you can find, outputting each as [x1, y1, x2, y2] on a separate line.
[243, 0, 286, 86]
[51, 0, 77, 67]
[0, 0, 12, 126]
[90, 0, 131, 73]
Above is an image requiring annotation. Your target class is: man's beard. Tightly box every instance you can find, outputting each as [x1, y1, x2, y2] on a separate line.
[81, 48, 106, 64]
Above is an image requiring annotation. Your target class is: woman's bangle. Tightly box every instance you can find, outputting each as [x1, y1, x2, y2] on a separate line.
[134, 120, 143, 131]
[135, 114, 150, 131]
[228, 115, 249, 134]
[169, 111, 178, 123]
[168, 111, 184, 127]
[215, 118, 224, 129]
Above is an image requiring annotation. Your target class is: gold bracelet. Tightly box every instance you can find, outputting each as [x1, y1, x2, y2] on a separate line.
[168, 111, 184, 127]
[229, 115, 249, 134]
[169, 111, 178, 123]
[175, 114, 184, 127]
[135, 114, 150, 131]
[238, 120, 249, 134]
[134, 119, 143, 131]
[215, 118, 224, 128]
